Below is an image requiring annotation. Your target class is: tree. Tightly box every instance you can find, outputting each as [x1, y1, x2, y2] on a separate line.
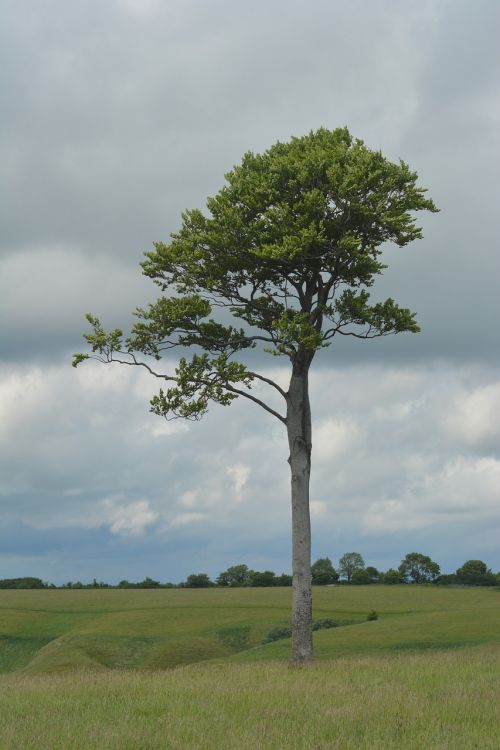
[311, 557, 338, 585]
[275, 573, 293, 586]
[216, 564, 251, 587]
[398, 552, 440, 584]
[456, 560, 487, 579]
[0, 577, 47, 589]
[351, 566, 380, 584]
[74, 128, 437, 663]
[139, 576, 161, 588]
[249, 570, 277, 587]
[456, 560, 496, 586]
[381, 568, 401, 585]
[338, 552, 365, 583]
[184, 573, 212, 588]
[351, 568, 371, 584]
[365, 566, 380, 583]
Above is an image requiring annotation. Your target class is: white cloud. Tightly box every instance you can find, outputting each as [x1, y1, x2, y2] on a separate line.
[362, 455, 500, 535]
[177, 490, 199, 510]
[310, 500, 328, 519]
[150, 420, 189, 438]
[445, 382, 500, 445]
[226, 463, 250, 503]
[169, 512, 205, 528]
[314, 418, 362, 463]
[102, 496, 159, 536]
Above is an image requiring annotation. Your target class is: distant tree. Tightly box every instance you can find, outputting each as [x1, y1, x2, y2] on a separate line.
[365, 566, 380, 583]
[216, 564, 251, 587]
[139, 577, 161, 588]
[86, 580, 110, 588]
[351, 567, 380, 584]
[275, 573, 293, 586]
[399, 552, 440, 584]
[351, 568, 371, 584]
[457, 559, 488, 577]
[381, 568, 402, 584]
[74, 128, 436, 663]
[0, 577, 46, 589]
[456, 560, 496, 586]
[250, 570, 277, 587]
[184, 573, 212, 588]
[339, 552, 365, 583]
[435, 573, 459, 585]
[311, 557, 339, 585]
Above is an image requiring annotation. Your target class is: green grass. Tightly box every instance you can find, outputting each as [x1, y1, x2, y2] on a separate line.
[1, 647, 500, 749]
[1, 586, 500, 748]
[1, 585, 499, 673]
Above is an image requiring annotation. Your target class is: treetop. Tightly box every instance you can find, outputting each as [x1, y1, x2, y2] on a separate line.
[74, 127, 437, 422]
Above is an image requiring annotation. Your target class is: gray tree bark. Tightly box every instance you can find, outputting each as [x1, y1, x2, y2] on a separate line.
[286, 351, 313, 663]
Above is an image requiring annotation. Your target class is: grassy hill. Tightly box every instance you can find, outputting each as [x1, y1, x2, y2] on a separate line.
[1, 585, 499, 673]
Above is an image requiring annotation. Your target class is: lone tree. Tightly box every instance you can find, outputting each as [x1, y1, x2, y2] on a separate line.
[338, 552, 365, 583]
[73, 128, 437, 663]
[399, 552, 440, 584]
[311, 557, 339, 585]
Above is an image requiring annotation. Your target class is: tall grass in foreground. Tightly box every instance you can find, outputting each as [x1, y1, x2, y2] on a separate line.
[1, 645, 499, 749]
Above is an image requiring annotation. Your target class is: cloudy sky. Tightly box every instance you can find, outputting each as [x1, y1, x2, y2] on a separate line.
[1, 0, 499, 584]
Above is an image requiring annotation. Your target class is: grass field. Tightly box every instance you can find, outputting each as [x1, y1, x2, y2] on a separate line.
[1, 585, 499, 673]
[1, 586, 499, 748]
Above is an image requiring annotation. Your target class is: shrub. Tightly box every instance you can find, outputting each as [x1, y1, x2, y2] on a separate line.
[312, 618, 338, 631]
[262, 618, 338, 644]
[367, 609, 378, 621]
[262, 626, 292, 644]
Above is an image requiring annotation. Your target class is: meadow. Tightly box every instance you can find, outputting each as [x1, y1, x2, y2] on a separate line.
[1, 585, 499, 748]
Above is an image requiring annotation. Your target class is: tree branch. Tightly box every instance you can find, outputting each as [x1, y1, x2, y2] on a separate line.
[106, 352, 178, 380]
[223, 384, 286, 423]
[247, 371, 287, 399]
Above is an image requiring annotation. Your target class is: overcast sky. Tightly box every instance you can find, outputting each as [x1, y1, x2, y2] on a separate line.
[1, 0, 499, 584]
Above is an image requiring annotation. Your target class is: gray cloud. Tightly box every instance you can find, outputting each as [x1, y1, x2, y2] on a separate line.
[1, 0, 499, 581]
[1, 359, 500, 581]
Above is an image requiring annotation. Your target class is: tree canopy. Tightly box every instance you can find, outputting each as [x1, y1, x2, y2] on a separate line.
[216, 564, 252, 587]
[311, 557, 339, 585]
[399, 552, 440, 584]
[74, 127, 436, 423]
[338, 552, 365, 582]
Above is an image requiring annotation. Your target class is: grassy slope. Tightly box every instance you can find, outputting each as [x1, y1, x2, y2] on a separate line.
[1, 585, 499, 673]
[0, 587, 295, 673]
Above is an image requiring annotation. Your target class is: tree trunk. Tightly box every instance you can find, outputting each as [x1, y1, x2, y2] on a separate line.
[287, 352, 313, 664]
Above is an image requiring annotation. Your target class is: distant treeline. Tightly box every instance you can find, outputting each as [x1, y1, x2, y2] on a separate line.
[2, 553, 500, 590]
